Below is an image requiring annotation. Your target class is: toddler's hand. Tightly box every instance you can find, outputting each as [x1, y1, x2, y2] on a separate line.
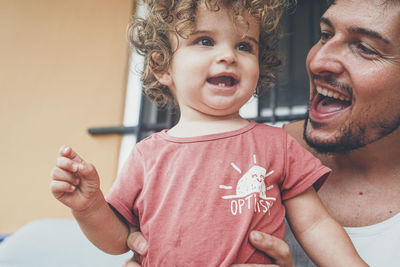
[50, 145, 101, 212]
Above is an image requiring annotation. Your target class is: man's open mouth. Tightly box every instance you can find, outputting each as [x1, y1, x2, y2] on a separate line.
[207, 75, 238, 87]
[313, 86, 352, 114]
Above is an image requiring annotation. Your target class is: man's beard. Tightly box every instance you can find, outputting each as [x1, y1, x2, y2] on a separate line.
[303, 110, 400, 154]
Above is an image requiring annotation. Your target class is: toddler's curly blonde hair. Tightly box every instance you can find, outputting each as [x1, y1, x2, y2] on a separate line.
[128, 0, 290, 106]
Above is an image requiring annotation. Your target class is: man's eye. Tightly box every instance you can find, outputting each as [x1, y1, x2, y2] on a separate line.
[357, 43, 378, 56]
[320, 31, 332, 43]
[237, 42, 252, 52]
[195, 37, 213, 46]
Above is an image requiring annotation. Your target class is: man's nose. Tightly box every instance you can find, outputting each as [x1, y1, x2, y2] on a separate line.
[308, 39, 344, 76]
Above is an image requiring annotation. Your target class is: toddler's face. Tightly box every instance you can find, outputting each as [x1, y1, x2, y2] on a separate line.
[158, 3, 260, 120]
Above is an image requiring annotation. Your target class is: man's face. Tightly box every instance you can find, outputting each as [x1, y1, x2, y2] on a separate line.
[304, 0, 400, 153]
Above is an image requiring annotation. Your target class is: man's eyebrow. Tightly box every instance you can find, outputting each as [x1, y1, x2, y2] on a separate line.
[320, 17, 333, 28]
[348, 27, 390, 44]
[320, 17, 390, 45]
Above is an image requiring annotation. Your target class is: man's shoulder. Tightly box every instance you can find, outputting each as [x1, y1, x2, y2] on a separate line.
[282, 120, 307, 147]
[283, 120, 335, 168]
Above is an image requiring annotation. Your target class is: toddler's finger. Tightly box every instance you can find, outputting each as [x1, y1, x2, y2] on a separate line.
[59, 145, 83, 162]
[59, 145, 71, 156]
[56, 156, 82, 173]
[50, 167, 80, 186]
[50, 180, 76, 197]
[76, 161, 97, 178]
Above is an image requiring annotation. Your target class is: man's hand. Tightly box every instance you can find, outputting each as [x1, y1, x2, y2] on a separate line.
[231, 231, 294, 267]
[122, 230, 293, 267]
[123, 228, 148, 267]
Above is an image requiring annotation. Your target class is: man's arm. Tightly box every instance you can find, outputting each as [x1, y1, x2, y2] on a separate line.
[285, 187, 366, 266]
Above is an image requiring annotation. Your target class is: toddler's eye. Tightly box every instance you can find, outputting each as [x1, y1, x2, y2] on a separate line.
[195, 37, 214, 46]
[237, 42, 252, 52]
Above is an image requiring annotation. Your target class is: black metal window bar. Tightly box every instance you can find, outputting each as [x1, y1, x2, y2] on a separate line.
[88, 1, 327, 142]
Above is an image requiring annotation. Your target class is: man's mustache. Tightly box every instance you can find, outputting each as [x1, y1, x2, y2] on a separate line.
[311, 74, 353, 97]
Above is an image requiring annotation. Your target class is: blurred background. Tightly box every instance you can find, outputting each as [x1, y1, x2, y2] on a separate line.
[0, 0, 327, 235]
[0, 0, 134, 234]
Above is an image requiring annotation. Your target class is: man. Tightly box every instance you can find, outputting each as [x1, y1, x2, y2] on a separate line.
[125, 0, 400, 266]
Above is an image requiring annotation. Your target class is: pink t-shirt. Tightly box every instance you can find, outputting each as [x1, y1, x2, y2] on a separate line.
[106, 121, 330, 266]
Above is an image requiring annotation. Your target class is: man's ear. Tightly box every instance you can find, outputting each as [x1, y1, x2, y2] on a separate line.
[151, 52, 173, 86]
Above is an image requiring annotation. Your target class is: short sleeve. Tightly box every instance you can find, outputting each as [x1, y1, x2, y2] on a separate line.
[105, 146, 144, 227]
[281, 133, 331, 200]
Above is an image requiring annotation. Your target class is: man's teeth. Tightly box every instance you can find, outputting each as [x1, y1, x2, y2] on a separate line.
[316, 86, 350, 101]
[218, 83, 226, 87]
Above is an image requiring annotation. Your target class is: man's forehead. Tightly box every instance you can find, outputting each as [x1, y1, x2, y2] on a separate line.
[323, 0, 400, 41]
[328, 0, 400, 7]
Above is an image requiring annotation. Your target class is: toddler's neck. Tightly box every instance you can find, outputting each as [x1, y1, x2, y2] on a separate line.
[166, 117, 250, 138]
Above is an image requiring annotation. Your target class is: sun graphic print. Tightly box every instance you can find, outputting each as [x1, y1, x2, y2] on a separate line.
[219, 154, 276, 215]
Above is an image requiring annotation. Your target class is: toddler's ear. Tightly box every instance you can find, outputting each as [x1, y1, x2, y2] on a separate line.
[151, 52, 173, 86]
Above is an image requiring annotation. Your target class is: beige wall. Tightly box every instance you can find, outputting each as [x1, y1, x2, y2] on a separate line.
[0, 0, 134, 233]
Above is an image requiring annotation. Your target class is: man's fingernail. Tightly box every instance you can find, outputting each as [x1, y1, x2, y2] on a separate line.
[138, 240, 148, 254]
[251, 231, 262, 241]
